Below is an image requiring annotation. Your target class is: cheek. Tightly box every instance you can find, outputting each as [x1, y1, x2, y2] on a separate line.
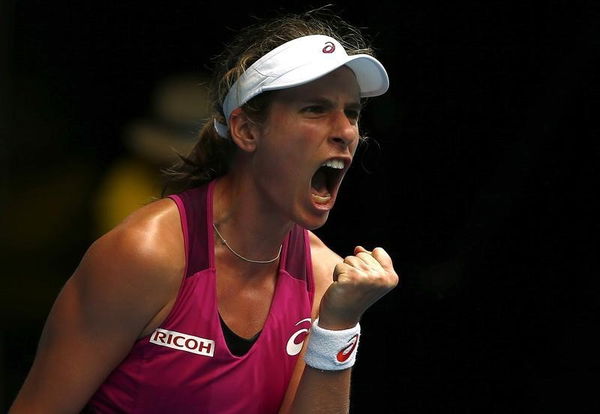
[255, 110, 321, 182]
[252, 140, 302, 188]
[261, 117, 317, 161]
[350, 135, 361, 155]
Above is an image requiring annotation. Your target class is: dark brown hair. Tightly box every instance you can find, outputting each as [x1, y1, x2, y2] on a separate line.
[161, 7, 376, 195]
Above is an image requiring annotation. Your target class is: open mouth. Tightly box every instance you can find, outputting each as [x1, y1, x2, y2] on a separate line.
[310, 159, 346, 205]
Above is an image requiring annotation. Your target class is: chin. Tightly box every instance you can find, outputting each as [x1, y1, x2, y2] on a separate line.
[298, 211, 331, 231]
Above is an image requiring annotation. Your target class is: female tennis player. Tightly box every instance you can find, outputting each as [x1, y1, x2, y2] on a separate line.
[10, 8, 398, 413]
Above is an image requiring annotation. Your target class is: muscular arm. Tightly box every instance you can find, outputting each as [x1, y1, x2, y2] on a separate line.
[9, 199, 183, 414]
[280, 233, 399, 414]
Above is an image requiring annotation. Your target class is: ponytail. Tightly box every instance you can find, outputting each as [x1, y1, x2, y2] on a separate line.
[161, 115, 235, 196]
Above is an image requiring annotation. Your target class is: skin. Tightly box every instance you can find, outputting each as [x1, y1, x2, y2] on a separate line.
[9, 67, 398, 414]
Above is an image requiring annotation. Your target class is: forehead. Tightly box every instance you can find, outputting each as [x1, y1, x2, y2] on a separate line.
[272, 66, 361, 103]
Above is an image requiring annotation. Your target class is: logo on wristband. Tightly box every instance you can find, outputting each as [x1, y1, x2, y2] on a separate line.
[336, 334, 359, 362]
[336, 333, 360, 362]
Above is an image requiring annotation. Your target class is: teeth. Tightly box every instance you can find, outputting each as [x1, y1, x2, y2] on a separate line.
[321, 159, 344, 169]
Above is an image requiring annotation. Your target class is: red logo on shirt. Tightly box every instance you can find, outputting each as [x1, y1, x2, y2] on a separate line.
[322, 41, 335, 53]
[336, 334, 359, 362]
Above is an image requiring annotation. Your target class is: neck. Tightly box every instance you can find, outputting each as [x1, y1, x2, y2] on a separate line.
[212, 174, 293, 266]
[213, 223, 282, 264]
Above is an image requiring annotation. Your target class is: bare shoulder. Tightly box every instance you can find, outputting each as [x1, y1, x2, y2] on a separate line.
[84, 197, 183, 279]
[102, 197, 183, 264]
[308, 231, 343, 314]
[308, 231, 342, 277]
[73, 197, 185, 336]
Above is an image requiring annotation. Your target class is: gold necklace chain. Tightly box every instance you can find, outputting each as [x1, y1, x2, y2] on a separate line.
[213, 223, 282, 264]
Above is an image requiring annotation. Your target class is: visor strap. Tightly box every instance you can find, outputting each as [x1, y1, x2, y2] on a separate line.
[213, 119, 230, 138]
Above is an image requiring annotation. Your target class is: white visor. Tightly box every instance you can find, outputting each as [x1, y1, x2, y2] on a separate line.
[214, 34, 389, 137]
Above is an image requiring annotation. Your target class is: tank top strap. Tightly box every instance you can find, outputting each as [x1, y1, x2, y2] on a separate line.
[280, 224, 314, 295]
[167, 181, 213, 278]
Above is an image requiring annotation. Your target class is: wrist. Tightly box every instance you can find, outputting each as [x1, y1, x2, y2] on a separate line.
[316, 312, 361, 331]
[303, 318, 361, 371]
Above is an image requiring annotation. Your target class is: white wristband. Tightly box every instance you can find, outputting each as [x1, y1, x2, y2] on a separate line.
[303, 318, 361, 371]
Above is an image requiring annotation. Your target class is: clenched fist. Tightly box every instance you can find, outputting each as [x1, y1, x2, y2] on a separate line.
[318, 246, 399, 330]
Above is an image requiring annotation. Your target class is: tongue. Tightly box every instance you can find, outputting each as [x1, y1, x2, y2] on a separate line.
[311, 168, 331, 197]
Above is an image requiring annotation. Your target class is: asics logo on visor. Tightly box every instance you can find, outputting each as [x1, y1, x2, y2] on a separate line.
[322, 41, 335, 53]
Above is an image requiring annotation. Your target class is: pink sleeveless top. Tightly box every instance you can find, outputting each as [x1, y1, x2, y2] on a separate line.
[88, 181, 315, 413]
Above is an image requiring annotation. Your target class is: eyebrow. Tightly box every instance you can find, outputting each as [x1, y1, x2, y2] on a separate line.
[302, 97, 363, 111]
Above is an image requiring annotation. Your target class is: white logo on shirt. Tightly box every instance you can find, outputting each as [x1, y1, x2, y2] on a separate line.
[286, 318, 312, 356]
[150, 328, 215, 357]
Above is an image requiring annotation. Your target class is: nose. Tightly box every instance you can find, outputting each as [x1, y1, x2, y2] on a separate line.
[328, 109, 359, 148]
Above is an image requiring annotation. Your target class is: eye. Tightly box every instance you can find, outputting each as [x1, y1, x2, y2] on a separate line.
[345, 109, 361, 123]
[302, 105, 326, 114]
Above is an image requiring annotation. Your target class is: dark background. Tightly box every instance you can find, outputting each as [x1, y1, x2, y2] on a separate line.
[2, 1, 599, 412]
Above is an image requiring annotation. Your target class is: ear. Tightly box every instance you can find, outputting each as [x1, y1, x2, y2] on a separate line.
[229, 108, 258, 152]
